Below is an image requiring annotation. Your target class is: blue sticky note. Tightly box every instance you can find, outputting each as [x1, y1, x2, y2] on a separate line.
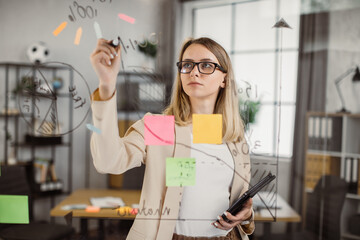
[86, 124, 101, 134]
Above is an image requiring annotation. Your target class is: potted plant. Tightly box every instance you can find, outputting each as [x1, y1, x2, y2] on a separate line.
[137, 38, 158, 70]
[239, 99, 261, 130]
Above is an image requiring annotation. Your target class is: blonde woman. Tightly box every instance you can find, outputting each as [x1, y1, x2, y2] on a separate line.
[90, 37, 254, 240]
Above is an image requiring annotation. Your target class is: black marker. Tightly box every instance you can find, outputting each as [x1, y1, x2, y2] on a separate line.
[110, 36, 120, 47]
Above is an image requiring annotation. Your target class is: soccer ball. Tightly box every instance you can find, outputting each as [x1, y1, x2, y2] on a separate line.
[26, 41, 50, 64]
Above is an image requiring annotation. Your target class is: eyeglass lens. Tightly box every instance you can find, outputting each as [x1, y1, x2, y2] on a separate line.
[179, 62, 216, 74]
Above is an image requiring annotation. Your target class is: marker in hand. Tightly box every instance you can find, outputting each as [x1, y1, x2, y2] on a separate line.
[110, 36, 120, 48]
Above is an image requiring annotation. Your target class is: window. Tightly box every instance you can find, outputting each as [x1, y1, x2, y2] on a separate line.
[190, 0, 300, 158]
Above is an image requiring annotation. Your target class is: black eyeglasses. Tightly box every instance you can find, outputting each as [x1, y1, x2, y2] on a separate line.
[176, 61, 227, 75]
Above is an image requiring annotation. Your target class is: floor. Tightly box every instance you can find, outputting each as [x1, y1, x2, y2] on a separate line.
[72, 220, 133, 240]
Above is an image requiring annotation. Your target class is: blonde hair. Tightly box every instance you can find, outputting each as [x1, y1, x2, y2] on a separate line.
[164, 37, 244, 142]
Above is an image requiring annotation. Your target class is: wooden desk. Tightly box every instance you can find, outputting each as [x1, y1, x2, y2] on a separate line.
[51, 189, 300, 238]
[51, 189, 141, 239]
[253, 192, 301, 235]
[51, 189, 141, 219]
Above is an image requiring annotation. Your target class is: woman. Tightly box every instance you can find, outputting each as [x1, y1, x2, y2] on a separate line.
[90, 37, 254, 240]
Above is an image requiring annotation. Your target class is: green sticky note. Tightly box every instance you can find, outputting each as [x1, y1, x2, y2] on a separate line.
[0, 195, 29, 224]
[193, 114, 222, 144]
[166, 158, 196, 187]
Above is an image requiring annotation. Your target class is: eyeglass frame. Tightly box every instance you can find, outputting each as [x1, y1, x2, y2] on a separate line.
[176, 61, 227, 75]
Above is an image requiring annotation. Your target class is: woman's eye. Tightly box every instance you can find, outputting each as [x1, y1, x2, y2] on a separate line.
[201, 63, 212, 68]
[183, 63, 193, 68]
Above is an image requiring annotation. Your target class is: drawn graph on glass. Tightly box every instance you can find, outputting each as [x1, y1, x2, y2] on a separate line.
[18, 62, 91, 136]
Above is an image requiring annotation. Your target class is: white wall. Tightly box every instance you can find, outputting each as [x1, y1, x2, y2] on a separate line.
[326, 6, 360, 113]
[0, 0, 170, 222]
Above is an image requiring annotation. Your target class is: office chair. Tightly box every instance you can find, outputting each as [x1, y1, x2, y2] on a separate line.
[259, 175, 348, 240]
[0, 164, 74, 240]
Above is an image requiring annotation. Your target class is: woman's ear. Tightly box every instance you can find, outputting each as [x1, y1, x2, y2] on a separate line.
[220, 76, 226, 88]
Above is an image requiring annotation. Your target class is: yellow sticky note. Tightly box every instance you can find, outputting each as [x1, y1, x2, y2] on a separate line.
[192, 114, 222, 144]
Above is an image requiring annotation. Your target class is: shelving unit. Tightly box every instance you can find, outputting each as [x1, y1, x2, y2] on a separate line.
[0, 62, 74, 218]
[303, 112, 360, 239]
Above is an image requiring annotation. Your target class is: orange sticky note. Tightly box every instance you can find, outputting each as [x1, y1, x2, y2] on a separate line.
[74, 27, 82, 45]
[85, 206, 100, 213]
[53, 21, 67, 36]
[192, 114, 222, 144]
[144, 115, 174, 145]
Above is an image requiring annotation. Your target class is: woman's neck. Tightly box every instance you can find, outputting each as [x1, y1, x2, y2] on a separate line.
[190, 98, 216, 115]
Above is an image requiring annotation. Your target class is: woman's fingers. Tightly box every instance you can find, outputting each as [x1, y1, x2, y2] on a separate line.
[213, 215, 238, 230]
[92, 51, 111, 66]
[91, 39, 118, 59]
[212, 199, 253, 230]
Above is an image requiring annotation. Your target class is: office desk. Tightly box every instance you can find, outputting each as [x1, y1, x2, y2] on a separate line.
[51, 189, 141, 238]
[51, 188, 141, 219]
[51, 189, 300, 238]
[253, 192, 301, 235]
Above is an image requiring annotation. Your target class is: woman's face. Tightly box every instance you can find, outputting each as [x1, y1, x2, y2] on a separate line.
[180, 44, 226, 102]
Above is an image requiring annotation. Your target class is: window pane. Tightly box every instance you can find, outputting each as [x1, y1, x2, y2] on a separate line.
[279, 0, 300, 49]
[247, 104, 275, 156]
[279, 51, 298, 103]
[194, 5, 232, 51]
[277, 105, 296, 157]
[233, 52, 275, 102]
[235, 0, 277, 51]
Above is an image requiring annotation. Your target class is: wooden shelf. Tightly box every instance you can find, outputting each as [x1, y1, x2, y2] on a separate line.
[304, 112, 360, 239]
[307, 150, 360, 158]
[307, 112, 360, 118]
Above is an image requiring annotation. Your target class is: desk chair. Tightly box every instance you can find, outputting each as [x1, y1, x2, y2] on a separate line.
[260, 175, 348, 240]
[0, 165, 74, 240]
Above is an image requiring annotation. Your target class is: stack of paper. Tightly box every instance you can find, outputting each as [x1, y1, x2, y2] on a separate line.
[90, 197, 125, 208]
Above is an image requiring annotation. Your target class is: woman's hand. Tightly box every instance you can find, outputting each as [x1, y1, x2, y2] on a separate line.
[213, 198, 253, 230]
[90, 38, 121, 100]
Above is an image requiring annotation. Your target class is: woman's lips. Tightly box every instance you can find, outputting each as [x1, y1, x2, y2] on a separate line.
[188, 82, 202, 86]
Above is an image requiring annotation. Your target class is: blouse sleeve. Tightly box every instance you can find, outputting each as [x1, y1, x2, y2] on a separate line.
[90, 88, 146, 175]
[235, 140, 255, 235]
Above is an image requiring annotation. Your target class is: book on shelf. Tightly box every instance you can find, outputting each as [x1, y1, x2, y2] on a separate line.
[305, 154, 340, 190]
[358, 158, 360, 195]
[307, 116, 342, 152]
[344, 158, 359, 194]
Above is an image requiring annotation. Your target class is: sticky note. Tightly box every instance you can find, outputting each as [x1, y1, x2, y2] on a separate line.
[166, 158, 196, 187]
[116, 206, 132, 216]
[93, 21, 103, 39]
[118, 13, 136, 24]
[53, 21, 67, 36]
[144, 115, 174, 145]
[74, 27, 82, 45]
[86, 124, 101, 134]
[130, 208, 138, 215]
[0, 195, 29, 224]
[192, 114, 222, 144]
[85, 206, 100, 213]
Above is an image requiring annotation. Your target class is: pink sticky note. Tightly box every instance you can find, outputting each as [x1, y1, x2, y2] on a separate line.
[118, 13, 135, 24]
[144, 115, 174, 145]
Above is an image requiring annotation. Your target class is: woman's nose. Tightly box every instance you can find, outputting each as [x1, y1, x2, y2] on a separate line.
[190, 64, 200, 77]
